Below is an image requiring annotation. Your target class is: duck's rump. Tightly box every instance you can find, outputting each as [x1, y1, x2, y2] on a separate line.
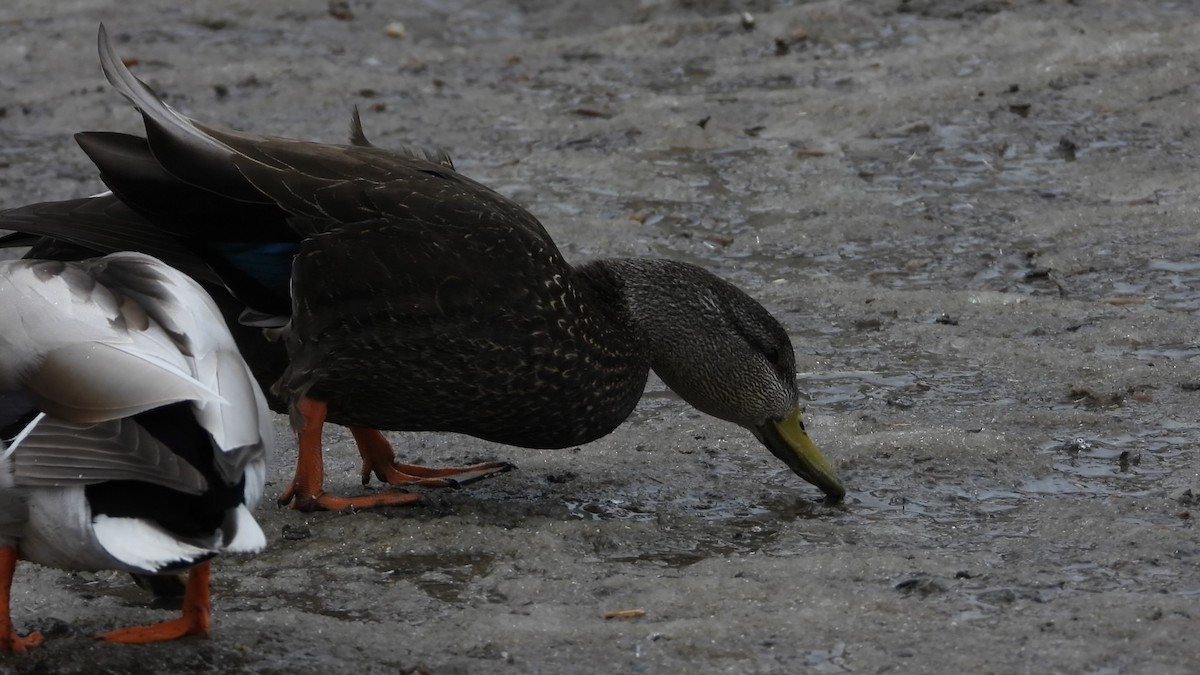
[2, 405, 259, 573]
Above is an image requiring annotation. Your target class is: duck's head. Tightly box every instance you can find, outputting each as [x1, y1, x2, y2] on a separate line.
[611, 259, 846, 502]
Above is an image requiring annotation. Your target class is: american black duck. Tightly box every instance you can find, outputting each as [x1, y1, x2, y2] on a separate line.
[0, 25, 845, 512]
[0, 251, 271, 651]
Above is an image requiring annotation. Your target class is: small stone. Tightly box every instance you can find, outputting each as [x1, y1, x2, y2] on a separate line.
[1171, 487, 1199, 506]
[1008, 103, 1031, 117]
[328, 0, 354, 20]
[281, 524, 311, 541]
[385, 22, 406, 38]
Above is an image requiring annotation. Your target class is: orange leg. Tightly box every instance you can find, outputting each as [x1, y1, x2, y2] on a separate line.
[0, 547, 42, 653]
[276, 397, 425, 511]
[352, 427, 516, 487]
[99, 561, 212, 644]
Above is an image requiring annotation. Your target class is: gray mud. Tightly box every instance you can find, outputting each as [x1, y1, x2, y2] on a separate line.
[1, 1, 1198, 673]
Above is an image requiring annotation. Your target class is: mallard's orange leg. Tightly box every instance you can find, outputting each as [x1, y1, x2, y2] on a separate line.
[276, 397, 424, 511]
[0, 547, 42, 653]
[352, 427, 516, 487]
[99, 561, 212, 644]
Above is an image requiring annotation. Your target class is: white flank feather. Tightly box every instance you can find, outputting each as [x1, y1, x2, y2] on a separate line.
[225, 505, 267, 554]
[241, 457, 267, 511]
[92, 515, 213, 573]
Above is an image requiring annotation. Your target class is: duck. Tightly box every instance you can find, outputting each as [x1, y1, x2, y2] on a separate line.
[0, 24, 845, 512]
[0, 251, 271, 652]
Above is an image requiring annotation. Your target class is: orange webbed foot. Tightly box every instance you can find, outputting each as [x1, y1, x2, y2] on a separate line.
[99, 562, 212, 645]
[0, 628, 43, 654]
[0, 546, 43, 653]
[99, 614, 208, 644]
[279, 488, 425, 512]
[351, 428, 516, 487]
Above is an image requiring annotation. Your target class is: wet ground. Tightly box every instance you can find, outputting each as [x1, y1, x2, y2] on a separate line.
[2, 1, 1199, 673]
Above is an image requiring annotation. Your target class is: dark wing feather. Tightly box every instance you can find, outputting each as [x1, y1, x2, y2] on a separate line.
[96, 25, 539, 246]
[0, 195, 219, 284]
[348, 106, 455, 168]
[281, 211, 567, 383]
[96, 24, 263, 204]
[348, 106, 372, 148]
[0, 232, 41, 249]
[74, 132, 294, 242]
[223, 138, 554, 242]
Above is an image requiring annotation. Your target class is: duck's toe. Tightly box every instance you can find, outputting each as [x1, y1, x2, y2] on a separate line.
[284, 489, 426, 512]
[99, 615, 207, 645]
[0, 628, 43, 653]
[351, 427, 516, 487]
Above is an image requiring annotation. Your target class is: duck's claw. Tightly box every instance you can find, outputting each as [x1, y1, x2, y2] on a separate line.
[99, 615, 208, 644]
[361, 459, 516, 488]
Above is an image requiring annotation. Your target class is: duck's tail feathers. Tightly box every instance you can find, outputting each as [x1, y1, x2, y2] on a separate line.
[96, 24, 262, 203]
[92, 515, 216, 574]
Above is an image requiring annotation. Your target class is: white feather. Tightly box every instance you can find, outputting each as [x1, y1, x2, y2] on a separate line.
[91, 515, 213, 573]
[1, 412, 46, 461]
[241, 457, 267, 511]
[225, 505, 266, 554]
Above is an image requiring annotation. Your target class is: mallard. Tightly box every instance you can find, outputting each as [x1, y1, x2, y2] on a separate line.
[0, 25, 845, 512]
[0, 251, 271, 651]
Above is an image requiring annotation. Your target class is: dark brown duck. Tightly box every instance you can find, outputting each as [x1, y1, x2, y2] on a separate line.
[0, 25, 845, 511]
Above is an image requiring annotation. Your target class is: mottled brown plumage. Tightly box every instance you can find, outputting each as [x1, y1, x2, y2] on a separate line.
[0, 25, 845, 510]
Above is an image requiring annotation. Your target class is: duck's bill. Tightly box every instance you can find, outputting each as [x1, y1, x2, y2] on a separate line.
[754, 405, 846, 502]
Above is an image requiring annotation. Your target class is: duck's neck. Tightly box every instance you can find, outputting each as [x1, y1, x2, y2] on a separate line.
[554, 259, 657, 444]
[574, 257, 750, 427]
[574, 258, 699, 375]
[570, 257, 701, 412]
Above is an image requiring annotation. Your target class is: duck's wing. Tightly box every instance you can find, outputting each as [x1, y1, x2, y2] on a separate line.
[1, 251, 270, 496]
[0, 193, 219, 284]
[0, 256, 221, 423]
[110, 257, 273, 508]
[4, 415, 206, 494]
[73, 132, 295, 245]
[86, 253, 273, 493]
[1, 253, 264, 445]
[95, 24, 553, 249]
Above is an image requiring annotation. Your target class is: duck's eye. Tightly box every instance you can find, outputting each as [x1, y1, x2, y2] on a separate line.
[763, 347, 780, 366]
